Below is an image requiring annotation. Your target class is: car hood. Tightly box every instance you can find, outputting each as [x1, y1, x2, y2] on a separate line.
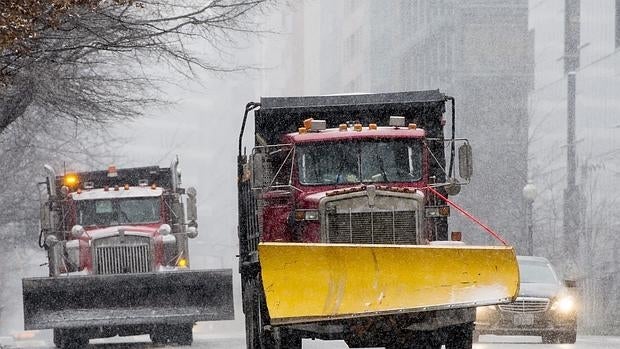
[519, 282, 561, 298]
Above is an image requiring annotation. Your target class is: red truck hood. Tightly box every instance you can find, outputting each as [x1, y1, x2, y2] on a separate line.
[296, 183, 426, 208]
[81, 224, 161, 240]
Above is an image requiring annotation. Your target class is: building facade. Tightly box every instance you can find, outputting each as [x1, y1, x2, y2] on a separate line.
[529, 0, 620, 333]
[271, 0, 533, 249]
[260, 0, 619, 335]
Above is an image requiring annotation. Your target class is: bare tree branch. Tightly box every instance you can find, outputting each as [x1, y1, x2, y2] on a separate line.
[0, 0, 275, 134]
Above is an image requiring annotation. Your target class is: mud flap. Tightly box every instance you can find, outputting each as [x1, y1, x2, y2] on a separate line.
[22, 269, 234, 330]
[258, 243, 519, 325]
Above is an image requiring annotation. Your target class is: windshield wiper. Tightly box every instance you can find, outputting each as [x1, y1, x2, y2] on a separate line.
[375, 152, 389, 182]
[335, 155, 346, 184]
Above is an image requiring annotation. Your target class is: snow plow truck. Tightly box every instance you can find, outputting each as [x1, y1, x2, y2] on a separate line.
[237, 90, 520, 348]
[23, 159, 234, 348]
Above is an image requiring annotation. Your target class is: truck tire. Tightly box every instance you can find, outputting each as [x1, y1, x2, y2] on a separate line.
[386, 331, 441, 349]
[150, 325, 170, 345]
[244, 278, 261, 349]
[150, 324, 193, 345]
[53, 329, 61, 348]
[277, 328, 302, 349]
[172, 324, 193, 345]
[445, 322, 474, 349]
[243, 277, 274, 349]
[55, 329, 88, 349]
[150, 330, 167, 345]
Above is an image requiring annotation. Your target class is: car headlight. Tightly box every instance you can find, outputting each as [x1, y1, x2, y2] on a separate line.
[551, 296, 575, 314]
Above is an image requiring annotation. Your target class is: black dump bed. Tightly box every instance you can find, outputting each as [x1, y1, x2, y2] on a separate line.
[255, 90, 448, 145]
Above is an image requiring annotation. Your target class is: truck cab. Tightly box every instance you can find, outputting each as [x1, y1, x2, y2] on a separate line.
[253, 117, 461, 246]
[24, 160, 233, 349]
[41, 161, 197, 276]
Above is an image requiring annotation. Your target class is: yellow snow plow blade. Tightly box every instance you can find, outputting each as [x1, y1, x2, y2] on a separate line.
[259, 242, 518, 325]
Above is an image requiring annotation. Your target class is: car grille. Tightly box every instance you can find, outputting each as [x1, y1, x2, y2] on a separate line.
[93, 236, 153, 274]
[326, 210, 416, 244]
[499, 297, 550, 313]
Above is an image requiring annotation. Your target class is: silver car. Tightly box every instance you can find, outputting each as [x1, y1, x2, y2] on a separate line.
[475, 256, 578, 344]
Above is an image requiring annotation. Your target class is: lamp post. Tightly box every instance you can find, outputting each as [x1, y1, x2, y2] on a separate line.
[523, 181, 538, 255]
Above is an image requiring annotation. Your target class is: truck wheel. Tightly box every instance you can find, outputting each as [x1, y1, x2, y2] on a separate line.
[244, 279, 260, 349]
[53, 329, 61, 348]
[445, 322, 474, 349]
[171, 324, 193, 345]
[386, 331, 441, 349]
[244, 277, 274, 349]
[277, 328, 301, 349]
[150, 328, 167, 345]
[415, 331, 442, 349]
[56, 329, 88, 349]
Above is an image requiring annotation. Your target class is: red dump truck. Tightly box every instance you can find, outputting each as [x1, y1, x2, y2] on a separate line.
[23, 159, 234, 348]
[237, 91, 520, 348]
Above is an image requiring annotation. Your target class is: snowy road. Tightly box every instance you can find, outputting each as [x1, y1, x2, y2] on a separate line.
[4, 334, 620, 349]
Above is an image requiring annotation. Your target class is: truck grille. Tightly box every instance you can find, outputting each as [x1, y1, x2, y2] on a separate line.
[499, 298, 549, 313]
[326, 210, 416, 244]
[94, 243, 152, 274]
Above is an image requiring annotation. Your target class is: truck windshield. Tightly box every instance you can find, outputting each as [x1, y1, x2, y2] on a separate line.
[296, 139, 422, 185]
[77, 197, 161, 226]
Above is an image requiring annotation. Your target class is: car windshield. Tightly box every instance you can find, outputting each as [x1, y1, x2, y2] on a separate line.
[296, 139, 422, 185]
[77, 197, 161, 226]
[519, 260, 558, 284]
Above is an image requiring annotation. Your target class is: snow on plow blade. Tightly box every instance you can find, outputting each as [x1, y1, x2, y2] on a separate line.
[22, 269, 234, 330]
[259, 243, 519, 325]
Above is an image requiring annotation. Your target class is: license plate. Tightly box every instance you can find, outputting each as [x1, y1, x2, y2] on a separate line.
[513, 313, 534, 326]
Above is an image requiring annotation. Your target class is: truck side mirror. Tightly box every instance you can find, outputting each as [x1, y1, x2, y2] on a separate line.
[186, 187, 198, 222]
[458, 143, 473, 180]
[251, 145, 294, 190]
[251, 151, 268, 188]
[40, 203, 51, 231]
[170, 157, 181, 192]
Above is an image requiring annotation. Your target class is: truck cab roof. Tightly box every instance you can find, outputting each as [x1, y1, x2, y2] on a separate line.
[255, 90, 447, 145]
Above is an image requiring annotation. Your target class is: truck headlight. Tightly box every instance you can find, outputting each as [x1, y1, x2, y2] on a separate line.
[158, 224, 172, 236]
[425, 206, 450, 218]
[162, 234, 176, 244]
[551, 296, 575, 314]
[295, 210, 319, 221]
[71, 225, 85, 238]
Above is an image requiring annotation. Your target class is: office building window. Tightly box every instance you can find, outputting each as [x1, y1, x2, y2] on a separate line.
[616, 0, 620, 48]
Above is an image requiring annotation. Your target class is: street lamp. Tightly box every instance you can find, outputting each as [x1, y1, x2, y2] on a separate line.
[522, 181, 538, 255]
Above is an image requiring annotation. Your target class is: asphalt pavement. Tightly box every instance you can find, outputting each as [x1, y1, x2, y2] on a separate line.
[2, 333, 620, 349]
